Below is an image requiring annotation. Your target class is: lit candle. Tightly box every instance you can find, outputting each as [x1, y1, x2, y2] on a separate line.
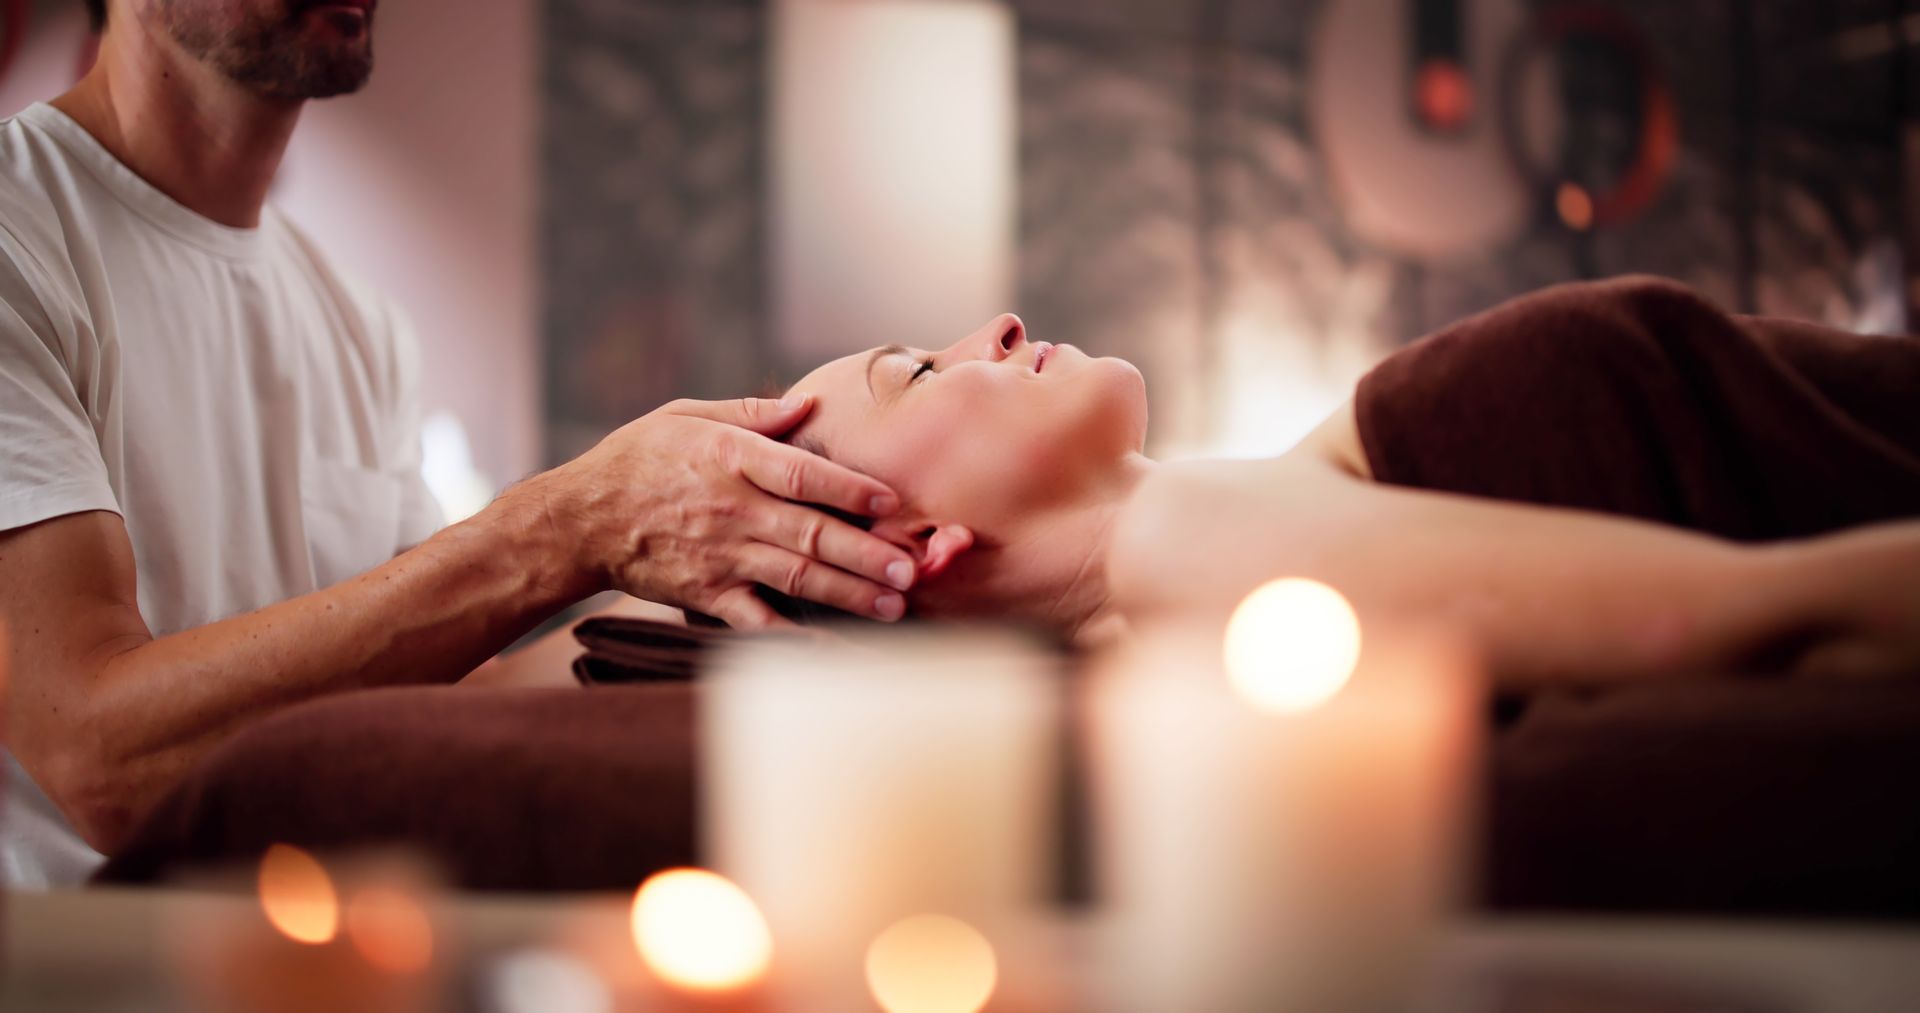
[1092, 581, 1480, 1012]
[629, 867, 773, 1008]
[704, 629, 1057, 1009]
[169, 846, 449, 1013]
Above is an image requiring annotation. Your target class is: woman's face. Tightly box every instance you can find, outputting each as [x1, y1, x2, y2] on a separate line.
[786, 314, 1148, 544]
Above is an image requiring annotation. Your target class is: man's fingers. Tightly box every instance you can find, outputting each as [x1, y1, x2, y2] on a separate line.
[736, 438, 901, 519]
[757, 503, 915, 591]
[737, 544, 907, 622]
[705, 585, 799, 632]
[666, 394, 813, 438]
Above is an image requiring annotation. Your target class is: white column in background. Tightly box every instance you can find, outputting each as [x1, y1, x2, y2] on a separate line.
[770, 0, 1016, 364]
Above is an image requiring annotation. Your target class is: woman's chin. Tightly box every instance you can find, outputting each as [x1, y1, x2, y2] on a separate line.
[1088, 356, 1150, 451]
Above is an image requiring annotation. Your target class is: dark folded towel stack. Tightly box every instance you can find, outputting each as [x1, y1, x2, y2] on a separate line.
[568, 615, 723, 684]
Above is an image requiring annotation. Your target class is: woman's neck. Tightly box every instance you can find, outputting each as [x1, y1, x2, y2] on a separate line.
[939, 454, 1156, 648]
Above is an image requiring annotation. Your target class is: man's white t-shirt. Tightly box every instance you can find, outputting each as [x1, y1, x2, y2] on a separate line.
[0, 103, 444, 887]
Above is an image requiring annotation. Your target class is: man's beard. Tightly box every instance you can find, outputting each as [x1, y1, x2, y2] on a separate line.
[161, 0, 374, 100]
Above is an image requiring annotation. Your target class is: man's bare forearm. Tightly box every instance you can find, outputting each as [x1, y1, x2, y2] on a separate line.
[22, 490, 592, 852]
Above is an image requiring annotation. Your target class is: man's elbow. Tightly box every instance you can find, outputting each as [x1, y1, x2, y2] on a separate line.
[40, 747, 145, 857]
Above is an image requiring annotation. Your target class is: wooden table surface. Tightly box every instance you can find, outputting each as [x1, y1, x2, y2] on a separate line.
[7, 886, 1920, 1012]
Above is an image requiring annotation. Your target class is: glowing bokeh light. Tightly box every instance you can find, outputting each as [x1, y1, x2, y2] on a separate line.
[630, 868, 773, 994]
[1222, 578, 1363, 712]
[257, 844, 339, 945]
[865, 914, 998, 1013]
[1556, 182, 1595, 231]
[1414, 59, 1473, 132]
[345, 886, 434, 974]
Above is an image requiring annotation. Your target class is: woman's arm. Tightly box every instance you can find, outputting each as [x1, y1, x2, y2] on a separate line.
[1112, 429, 1917, 685]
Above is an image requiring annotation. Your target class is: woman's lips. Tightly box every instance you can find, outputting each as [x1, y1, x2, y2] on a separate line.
[1032, 342, 1054, 373]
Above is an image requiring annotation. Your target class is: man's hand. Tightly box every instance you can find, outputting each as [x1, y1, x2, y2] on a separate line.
[515, 393, 915, 629]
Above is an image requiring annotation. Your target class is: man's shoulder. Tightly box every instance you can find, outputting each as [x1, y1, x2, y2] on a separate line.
[0, 113, 86, 288]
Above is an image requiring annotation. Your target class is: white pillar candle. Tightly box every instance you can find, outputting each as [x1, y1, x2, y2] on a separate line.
[1093, 612, 1480, 1012]
[704, 629, 1058, 1010]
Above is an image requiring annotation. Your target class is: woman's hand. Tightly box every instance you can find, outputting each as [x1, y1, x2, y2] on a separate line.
[504, 394, 916, 629]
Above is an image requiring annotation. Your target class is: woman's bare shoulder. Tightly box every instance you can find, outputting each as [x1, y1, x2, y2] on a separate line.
[1290, 399, 1373, 480]
[1109, 417, 1374, 619]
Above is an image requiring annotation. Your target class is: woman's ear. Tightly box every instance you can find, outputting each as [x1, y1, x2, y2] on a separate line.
[919, 523, 974, 578]
[872, 518, 975, 579]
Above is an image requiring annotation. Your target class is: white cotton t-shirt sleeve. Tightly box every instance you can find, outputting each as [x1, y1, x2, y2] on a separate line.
[383, 303, 447, 550]
[0, 221, 120, 533]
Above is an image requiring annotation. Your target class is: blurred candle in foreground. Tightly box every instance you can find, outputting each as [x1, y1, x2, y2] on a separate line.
[1221, 577, 1362, 712]
[259, 844, 339, 945]
[706, 628, 1056, 1009]
[347, 886, 434, 975]
[172, 849, 442, 1013]
[630, 867, 773, 996]
[865, 913, 998, 1013]
[1094, 600, 1479, 1012]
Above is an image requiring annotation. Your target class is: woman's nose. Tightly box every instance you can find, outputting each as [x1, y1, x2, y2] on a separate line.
[939, 313, 1026, 365]
[981, 313, 1025, 361]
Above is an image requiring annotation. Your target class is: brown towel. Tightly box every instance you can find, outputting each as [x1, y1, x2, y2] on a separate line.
[97, 685, 699, 892]
[1357, 276, 1920, 539]
[568, 616, 724, 683]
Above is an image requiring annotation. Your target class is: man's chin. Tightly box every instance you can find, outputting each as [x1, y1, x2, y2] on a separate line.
[247, 51, 373, 100]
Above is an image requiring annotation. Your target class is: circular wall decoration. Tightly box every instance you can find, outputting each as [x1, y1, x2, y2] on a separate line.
[1311, 0, 1541, 259]
[1498, 2, 1678, 231]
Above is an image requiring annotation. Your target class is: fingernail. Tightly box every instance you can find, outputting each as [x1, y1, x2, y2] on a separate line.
[869, 494, 899, 515]
[874, 593, 905, 621]
[886, 560, 914, 590]
[779, 391, 810, 411]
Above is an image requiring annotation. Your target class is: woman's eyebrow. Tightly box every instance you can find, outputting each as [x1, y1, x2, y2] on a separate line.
[864, 343, 910, 400]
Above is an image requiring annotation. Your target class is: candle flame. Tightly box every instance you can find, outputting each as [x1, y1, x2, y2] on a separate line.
[258, 843, 339, 945]
[865, 913, 998, 1013]
[1223, 578, 1362, 712]
[630, 868, 773, 994]
[346, 886, 434, 974]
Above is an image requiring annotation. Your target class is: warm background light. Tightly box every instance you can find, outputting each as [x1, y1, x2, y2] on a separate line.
[630, 868, 773, 994]
[1557, 181, 1595, 231]
[1222, 578, 1363, 712]
[257, 844, 339, 945]
[345, 886, 434, 974]
[865, 914, 998, 1013]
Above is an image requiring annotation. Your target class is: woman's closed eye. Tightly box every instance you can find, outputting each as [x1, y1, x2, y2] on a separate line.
[910, 357, 936, 383]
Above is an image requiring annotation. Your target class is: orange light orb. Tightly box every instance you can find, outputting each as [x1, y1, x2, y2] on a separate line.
[1222, 578, 1363, 712]
[1556, 182, 1595, 231]
[1415, 59, 1474, 132]
[346, 886, 435, 974]
[630, 868, 773, 994]
[865, 914, 998, 1013]
[258, 844, 339, 945]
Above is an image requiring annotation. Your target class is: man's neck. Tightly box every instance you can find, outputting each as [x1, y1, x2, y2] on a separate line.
[50, 22, 301, 229]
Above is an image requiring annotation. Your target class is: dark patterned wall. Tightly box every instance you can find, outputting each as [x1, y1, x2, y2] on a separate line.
[541, 0, 1913, 460]
[1011, 0, 1911, 368]
[542, 0, 771, 465]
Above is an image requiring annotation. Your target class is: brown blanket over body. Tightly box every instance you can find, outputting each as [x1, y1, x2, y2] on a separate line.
[99, 278, 1920, 915]
[1358, 275, 1920, 538]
